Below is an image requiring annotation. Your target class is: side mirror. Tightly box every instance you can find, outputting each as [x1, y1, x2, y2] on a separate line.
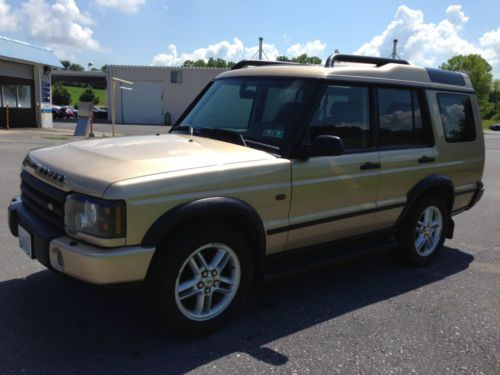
[302, 135, 344, 158]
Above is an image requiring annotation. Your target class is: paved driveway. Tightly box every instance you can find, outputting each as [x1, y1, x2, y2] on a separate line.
[0, 128, 498, 374]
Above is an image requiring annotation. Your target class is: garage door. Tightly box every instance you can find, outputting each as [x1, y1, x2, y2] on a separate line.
[122, 81, 164, 124]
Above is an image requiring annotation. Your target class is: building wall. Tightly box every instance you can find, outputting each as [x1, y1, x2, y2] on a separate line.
[107, 65, 227, 125]
[0, 59, 37, 128]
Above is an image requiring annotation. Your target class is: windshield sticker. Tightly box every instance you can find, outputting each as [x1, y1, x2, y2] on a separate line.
[263, 129, 285, 138]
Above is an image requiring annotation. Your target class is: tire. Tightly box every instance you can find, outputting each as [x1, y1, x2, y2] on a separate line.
[398, 195, 449, 266]
[147, 223, 254, 336]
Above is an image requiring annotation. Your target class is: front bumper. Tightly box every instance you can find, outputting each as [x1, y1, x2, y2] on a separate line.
[9, 198, 155, 284]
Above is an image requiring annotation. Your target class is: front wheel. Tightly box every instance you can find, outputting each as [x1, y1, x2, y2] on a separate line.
[398, 196, 449, 266]
[147, 225, 254, 336]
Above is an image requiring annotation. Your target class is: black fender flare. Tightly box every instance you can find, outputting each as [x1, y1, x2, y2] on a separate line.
[396, 175, 455, 228]
[141, 197, 266, 258]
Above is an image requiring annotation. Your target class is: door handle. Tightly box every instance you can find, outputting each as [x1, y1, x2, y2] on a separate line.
[418, 156, 435, 164]
[360, 162, 381, 170]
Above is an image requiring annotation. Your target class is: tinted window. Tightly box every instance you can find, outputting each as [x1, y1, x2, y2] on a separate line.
[310, 85, 371, 150]
[181, 78, 316, 147]
[378, 88, 427, 147]
[437, 93, 475, 142]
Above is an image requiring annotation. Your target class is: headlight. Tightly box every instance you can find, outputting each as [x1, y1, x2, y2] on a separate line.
[64, 194, 126, 239]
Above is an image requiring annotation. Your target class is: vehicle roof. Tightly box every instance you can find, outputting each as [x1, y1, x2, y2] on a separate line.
[217, 63, 474, 92]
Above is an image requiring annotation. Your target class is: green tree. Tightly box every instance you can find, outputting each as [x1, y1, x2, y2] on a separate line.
[276, 54, 322, 64]
[440, 54, 493, 110]
[79, 87, 99, 104]
[276, 56, 291, 62]
[51, 83, 71, 105]
[182, 58, 234, 68]
[490, 79, 500, 117]
[101, 65, 108, 72]
[69, 63, 85, 71]
[60, 60, 71, 70]
[292, 54, 322, 64]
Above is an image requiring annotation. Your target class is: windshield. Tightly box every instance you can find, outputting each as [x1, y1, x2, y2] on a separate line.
[179, 78, 316, 149]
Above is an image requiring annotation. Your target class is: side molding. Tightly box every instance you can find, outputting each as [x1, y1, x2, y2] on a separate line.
[141, 197, 266, 255]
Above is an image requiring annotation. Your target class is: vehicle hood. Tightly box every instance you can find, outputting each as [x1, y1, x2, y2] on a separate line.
[26, 134, 276, 195]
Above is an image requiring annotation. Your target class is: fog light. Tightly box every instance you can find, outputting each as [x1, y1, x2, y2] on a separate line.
[55, 249, 64, 267]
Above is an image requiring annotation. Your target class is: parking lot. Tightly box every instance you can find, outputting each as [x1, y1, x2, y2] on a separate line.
[0, 125, 499, 374]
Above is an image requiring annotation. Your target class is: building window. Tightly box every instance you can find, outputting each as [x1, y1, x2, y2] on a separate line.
[17, 86, 32, 108]
[0, 85, 32, 108]
[2, 85, 17, 108]
[171, 71, 182, 83]
[437, 93, 475, 143]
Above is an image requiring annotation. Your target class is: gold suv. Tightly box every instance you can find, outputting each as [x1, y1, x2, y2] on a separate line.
[8, 54, 485, 335]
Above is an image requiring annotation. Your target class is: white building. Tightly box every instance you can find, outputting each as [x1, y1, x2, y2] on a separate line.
[106, 65, 227, 125]
[0, 36, 62, 128]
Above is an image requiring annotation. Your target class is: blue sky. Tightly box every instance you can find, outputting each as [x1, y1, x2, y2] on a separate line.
[1, 0, 499, 75]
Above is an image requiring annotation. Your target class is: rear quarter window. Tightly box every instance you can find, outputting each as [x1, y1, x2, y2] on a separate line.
[437, 93, 476, 143]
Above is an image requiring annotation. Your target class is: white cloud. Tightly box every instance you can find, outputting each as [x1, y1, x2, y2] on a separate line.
[21, 0, 102, 57]
[152, 38, 281, 66]
[480, 28, 500, 72]
[0, 0, 18, 32]
[95, 0, 146, 13]
[354, 5, 483, 68]
[287, 40, 327, 57]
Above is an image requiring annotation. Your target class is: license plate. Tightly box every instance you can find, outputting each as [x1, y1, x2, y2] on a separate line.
[18, 225, 33, 258]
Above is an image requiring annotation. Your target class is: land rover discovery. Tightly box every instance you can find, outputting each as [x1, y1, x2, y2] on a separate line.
[8, 54, 485, 335]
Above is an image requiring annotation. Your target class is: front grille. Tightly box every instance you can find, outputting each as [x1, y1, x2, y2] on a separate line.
[20, 170, 67, 231]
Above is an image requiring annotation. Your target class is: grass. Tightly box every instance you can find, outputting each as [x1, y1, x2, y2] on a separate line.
[482, 118, 499, 130]
[53, 85, 108, 107]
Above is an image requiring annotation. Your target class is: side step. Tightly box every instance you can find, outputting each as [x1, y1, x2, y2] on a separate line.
[263, 234, 400, 283]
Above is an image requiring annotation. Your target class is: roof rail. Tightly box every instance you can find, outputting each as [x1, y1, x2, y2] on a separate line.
[231, 59, 301, 70]
[324, 54, 410, 68]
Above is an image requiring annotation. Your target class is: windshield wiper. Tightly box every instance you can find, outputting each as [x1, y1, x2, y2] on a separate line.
[171, 125, 279, 154]
[170, 125, 193, 136]
[171, 126, 247, 147]
[197, 127, 247, 147]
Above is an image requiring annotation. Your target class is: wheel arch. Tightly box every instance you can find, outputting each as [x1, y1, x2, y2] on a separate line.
[141, 196, 267, 266]
[396, 175, 455, 228]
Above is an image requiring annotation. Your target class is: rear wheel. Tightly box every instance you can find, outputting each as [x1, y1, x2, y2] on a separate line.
[147, 224, 254, 336]
[398, 196, 449, 266]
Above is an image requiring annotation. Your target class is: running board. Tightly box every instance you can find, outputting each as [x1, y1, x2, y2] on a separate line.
[263, 234, 400, 282]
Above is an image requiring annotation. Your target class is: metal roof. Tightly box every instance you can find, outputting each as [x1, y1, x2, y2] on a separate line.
[0, 36, 63, 68]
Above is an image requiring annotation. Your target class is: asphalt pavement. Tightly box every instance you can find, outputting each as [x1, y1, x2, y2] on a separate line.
[0, 126, 499, 374]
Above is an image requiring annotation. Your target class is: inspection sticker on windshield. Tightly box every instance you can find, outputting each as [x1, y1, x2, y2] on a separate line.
[262, 129, 284, 138]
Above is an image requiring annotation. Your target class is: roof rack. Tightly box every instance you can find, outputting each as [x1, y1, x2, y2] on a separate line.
[324, 54, 410, 68]
[231, 59, 301, 70]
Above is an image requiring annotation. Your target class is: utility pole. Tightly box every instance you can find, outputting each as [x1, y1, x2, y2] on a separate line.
[391, 39, 399, 59]
[258, 37, 263, 60]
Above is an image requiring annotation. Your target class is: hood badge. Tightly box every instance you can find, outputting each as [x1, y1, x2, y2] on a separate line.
[23, 156, 65, 183]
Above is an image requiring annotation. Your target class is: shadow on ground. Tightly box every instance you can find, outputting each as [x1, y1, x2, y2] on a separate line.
[0, 246, 473, 373]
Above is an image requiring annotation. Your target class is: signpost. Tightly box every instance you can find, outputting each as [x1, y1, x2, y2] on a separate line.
[111, 77, 133, 137]
[74, 102, 93, 136]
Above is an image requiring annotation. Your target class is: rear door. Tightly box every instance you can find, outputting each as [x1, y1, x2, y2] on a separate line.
[373, 87, 436, 230]
[286, 84, 381, 250]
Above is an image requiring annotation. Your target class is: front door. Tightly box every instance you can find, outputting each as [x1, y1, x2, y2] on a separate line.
[286, 84, 380, 250]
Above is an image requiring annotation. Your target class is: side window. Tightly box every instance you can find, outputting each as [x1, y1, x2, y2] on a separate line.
[378, 88, 428, 147]
[262, 86, 304, 123]
[437, 93, 475, 142]
[310, 85, 371, 150]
